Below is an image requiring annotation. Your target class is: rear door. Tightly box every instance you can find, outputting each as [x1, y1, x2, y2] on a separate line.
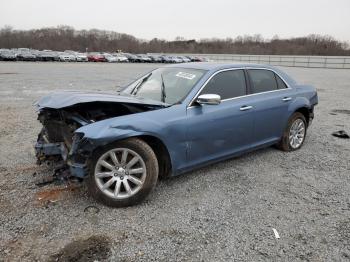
[246, 69, 295, 145]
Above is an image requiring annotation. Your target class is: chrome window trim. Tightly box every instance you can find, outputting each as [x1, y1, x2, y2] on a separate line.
[187, 67, 292, 108]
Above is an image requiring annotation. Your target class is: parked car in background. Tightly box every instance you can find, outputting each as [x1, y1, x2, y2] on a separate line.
[33, 63, 318, 207]
[148, 55, 163, 63]
[190, 56, 203, 62]
[122, 53, 138, 62]
[159, 55, 173, 63]
[168, 56, 182, 63]
[137, 54, 152, 63]
[0, 50, 17, 61]
[113, 53, 129, 62]
[52, 52, 60, 61]
[17, 48, 30, 53]
[59, 52, 76, 62]
[16, 51, 36, 61]
[38, 51, 56, 61]
[0, 47, 209, 64]
[185, 56, 193, 61]
[75, 53, 88, 62]
[178, 56, 191, 63]
[64, 50, 76, 54]
[103, 54, 118, 63]
[87, 53, 107, 62]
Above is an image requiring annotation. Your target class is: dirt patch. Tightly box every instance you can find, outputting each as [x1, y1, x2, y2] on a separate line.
[35, 185, 81, 206]
[49, 235, 111, 262]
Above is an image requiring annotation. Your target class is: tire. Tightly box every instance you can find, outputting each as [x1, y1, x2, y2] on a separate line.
[276, 112, 307, 152]
[87, 138, 159, 207]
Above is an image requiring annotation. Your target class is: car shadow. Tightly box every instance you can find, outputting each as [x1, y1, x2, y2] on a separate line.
[157, 146, 276, 186]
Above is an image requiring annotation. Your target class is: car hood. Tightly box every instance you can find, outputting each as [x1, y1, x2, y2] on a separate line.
[35, 90, 169, 109]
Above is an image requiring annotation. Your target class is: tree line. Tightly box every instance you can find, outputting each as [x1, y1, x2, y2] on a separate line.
[0, 25, 349, 56]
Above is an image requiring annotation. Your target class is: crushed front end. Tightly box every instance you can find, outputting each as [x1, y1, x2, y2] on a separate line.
[35, 108, 93, 178]
[34, 92, 163, 178]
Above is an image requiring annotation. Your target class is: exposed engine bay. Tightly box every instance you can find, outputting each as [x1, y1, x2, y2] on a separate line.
[34, 90, 169, 178]
[37, 102, 156, 151]
[35, 101, 163, 178]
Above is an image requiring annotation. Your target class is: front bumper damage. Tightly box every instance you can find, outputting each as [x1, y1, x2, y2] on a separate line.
[35, 133, 92, 178]
[34, 92, 167, 178]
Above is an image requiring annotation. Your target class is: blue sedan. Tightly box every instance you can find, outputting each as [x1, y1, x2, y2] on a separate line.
[35, 63, 318, 207]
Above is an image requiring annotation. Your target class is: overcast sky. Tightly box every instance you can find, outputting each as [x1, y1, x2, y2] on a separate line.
[1, 0, 350, 41]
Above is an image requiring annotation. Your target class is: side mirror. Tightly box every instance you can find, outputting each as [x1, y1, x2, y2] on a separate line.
[196, 94, 221, 105]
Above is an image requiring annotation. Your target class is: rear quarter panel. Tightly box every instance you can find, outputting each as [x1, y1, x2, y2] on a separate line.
[287, 84, 318, 123]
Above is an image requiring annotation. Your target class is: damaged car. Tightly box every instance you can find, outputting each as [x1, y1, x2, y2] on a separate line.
[34, 63, 318, 207]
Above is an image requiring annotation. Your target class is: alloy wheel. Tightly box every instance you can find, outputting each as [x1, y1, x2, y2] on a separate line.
[94, 148, 147, 199]
[289, 118, 306, 149]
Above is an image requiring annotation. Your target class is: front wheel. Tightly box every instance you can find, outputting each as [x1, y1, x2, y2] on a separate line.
[277, 112, 307, 151]
[87, 138, 158, 207]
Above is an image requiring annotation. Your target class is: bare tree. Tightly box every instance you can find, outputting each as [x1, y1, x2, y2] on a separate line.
[0, 26, 349, 55]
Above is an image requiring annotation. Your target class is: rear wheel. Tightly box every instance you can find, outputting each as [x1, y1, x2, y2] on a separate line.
[87, 138, 158, 207]
[277, 112, 307, 151]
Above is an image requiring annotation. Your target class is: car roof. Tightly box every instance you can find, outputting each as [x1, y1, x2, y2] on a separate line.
[165, 62, 278, 71]
[164, 62, 297, 85]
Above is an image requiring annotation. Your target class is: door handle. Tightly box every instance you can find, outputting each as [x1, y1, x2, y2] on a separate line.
[240, 105, 253, 111]
[282, 97, 292, 102]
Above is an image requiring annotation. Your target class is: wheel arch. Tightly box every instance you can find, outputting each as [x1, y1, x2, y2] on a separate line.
[294, 107, 311, 126]
[90, 133, 173, 178]
[136, 135, 172, 178]
[288, 97, 312, 126]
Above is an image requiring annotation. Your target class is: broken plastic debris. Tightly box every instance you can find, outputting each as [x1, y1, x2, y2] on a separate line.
[332, 130, 350, 139]
[272, 228, 280, 239]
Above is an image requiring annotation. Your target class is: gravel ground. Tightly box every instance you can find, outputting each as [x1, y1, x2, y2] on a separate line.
[0, 62, 349, 262]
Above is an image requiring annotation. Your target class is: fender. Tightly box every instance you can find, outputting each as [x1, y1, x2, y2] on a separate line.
[74, 110, 187, 176]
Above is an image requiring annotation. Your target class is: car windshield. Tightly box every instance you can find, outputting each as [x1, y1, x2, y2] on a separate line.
[122, 67, 206, 104]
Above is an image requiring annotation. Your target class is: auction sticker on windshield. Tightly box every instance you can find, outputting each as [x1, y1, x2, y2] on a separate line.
[176, 72, 196, 80]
